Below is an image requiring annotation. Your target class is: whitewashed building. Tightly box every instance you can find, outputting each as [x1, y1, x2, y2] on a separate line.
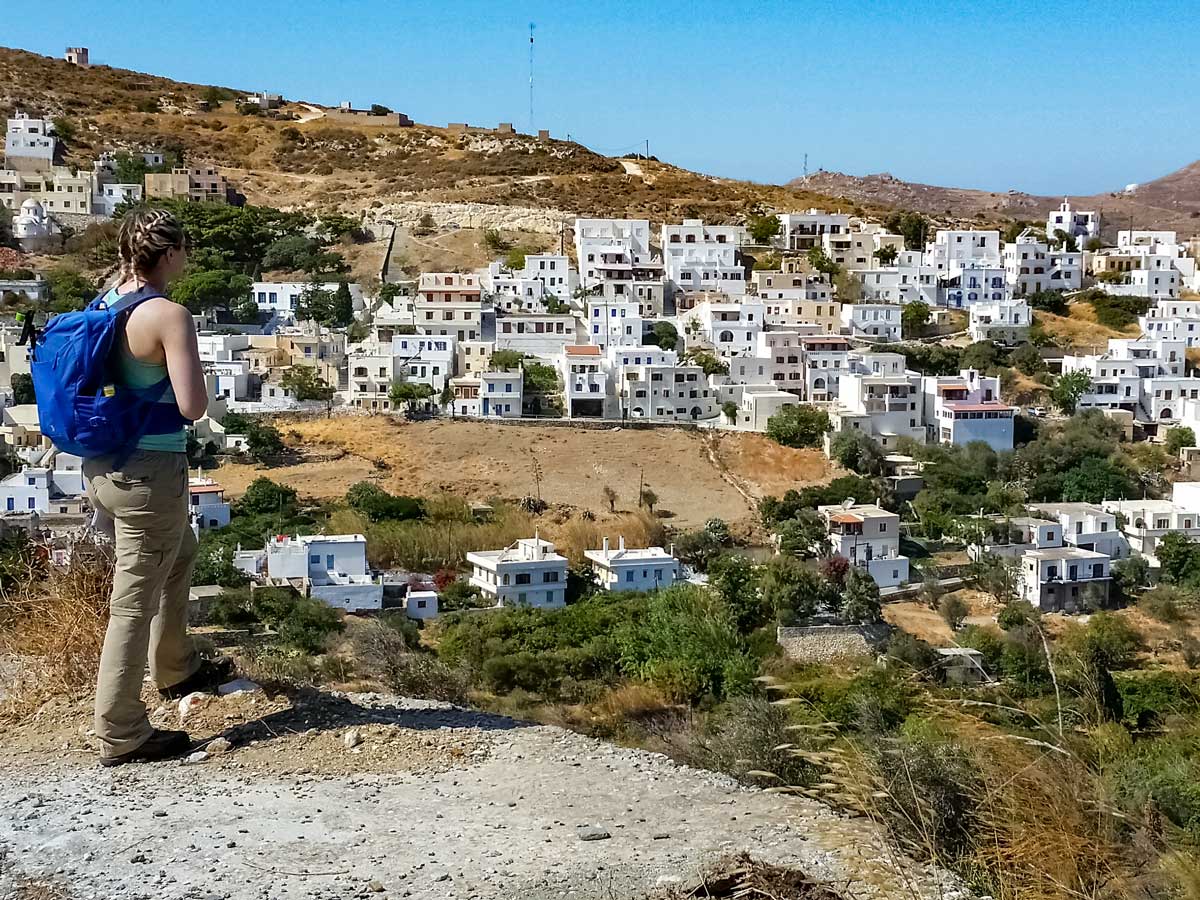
[920, 370, 1015, 451]
[0, 452, 85, 515]
[585, 299, 643, 350]
[253, 281, 365, 320]
[236, 533, 382, 612]
[775, 210, 850, 251]
[4, 113, 56, 169]
[1027, 503, 1129, 561]
[558, 345, 612, 418]
[840, 303, 902, 340]
[662, 220, 746, 297]
[467, 536, 568, 608]
[1003, 230, 1083, 295]
[574, 218, 666, 315]
[585, 537, 680, 592]
[451, 369, 523, 418]
[1046, 200, 1100, 247]
[969, 298, 1031, 343]
[818, 502, 909, 588]
[392, 334, 456, 394]
[188, 477, 232, 531]
[685, 299, 764, 357]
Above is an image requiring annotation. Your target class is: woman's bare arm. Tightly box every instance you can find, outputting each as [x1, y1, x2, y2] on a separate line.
[154, 300, 208, 420]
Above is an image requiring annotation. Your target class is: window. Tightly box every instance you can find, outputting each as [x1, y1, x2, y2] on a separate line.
[542, 571, 559, 583]
[515, 573, 531, 585]
[625, 570, 634, 582]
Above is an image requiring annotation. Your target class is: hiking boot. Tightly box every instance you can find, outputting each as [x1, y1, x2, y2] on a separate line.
[159, 656, 236, 700]
[99, 729, 191, 767]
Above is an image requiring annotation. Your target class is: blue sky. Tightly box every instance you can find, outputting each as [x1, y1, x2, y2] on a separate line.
[5, 1, 1197, 194]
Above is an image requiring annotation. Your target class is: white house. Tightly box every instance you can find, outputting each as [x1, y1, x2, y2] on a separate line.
[585, 536, 679, 592]
[558, 345, 612, 419]
[798, 335, 854, 402]
[188, 477, 232, 531]
[1003, 230, 1082, 295]
[574, 218, 665, 315]
[661, 220, 746, 297]
[467, 536, 568, 608]
[585, 298, 643, 350]
[1027, 503, 1129, 560]
[253, 281, 365, 320]
[616, 351, 717, 422]
[1019, 544, 1111, 613]
[839, 303, 902, 341]
[940, 263, 1008, 309]
[0, 452, 85, 515]
[730, 384, 800, 431]
[1103, 483, 1200, 567]
[480, 369, 525, 417]
[829, 356, 925, 451]
[685, 299, 764, 358]
[969, 298, 1031, 343]
[818, 502, 909, 588]
[4, 113, 56, 169]
[855, 265, 939, 307]
[238, 533, 382, 612]
[92, 182, 143, 217]
[1061, 337, 1191, 422]
[494, 313, 578, 359]
[347, 341, 402, 412]
[927, 230, 1002, 272]
[1046, 200, 1100, 247]
[920, 370, 1015, 451]
[774, 210, 851, 251]
[415, 273, 488, 342]
[404, 590, 439, 620]
[1140, 300, 1200, 347]
[392, 334, 456, 394]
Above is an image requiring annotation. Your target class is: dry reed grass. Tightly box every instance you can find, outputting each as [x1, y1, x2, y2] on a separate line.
[0, 547, 112, 722]
[757, 674, 1160, 900]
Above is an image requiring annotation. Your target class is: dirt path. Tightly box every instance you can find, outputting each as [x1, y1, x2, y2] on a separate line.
[0, 692, 963, 900]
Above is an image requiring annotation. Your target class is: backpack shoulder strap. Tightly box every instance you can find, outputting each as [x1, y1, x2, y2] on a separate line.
[107, 285, 166, 316]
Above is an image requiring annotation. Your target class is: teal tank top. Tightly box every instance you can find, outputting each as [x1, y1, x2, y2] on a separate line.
[105, 287, 188, 453]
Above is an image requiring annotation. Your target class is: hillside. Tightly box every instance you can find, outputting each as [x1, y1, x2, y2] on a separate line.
[0, 46, 866, 225]
[791, 164, 1200, 238]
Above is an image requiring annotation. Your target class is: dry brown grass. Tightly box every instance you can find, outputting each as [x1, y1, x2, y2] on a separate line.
[548, 511, 667, 564]
[226, 417, 779, 526]
[1034, 305, 1136, 351]
[761, 674, 1165, 900]
[0, 549, 112, 722]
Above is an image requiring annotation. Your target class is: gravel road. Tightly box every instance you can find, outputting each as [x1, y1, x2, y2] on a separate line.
[0, 694, 969, 900]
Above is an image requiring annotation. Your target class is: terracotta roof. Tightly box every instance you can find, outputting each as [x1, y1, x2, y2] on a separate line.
[565, 345, 602, 356]
[829, 512, 864, 524]
[189, 484, 225, 494]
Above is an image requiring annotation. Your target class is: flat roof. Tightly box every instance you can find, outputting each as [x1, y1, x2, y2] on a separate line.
[1025, 547, 1109, 560]
[945, 402, 1016, 412]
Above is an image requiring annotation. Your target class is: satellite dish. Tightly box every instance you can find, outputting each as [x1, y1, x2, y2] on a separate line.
[842, 497, 855, 509]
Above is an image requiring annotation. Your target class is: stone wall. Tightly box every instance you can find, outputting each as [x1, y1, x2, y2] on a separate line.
[369, 201, 574, 235]
[776, 623, 891, 663]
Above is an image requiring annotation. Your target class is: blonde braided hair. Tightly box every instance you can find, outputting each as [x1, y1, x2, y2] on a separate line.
[117, 206, 185, 284]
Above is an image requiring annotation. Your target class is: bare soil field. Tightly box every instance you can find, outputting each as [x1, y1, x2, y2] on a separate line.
[883, 591, 998, 646]
[215, 418, 835, 527]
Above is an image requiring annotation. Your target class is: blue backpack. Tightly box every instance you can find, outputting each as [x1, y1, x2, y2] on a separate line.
[30, 285, 189, 461]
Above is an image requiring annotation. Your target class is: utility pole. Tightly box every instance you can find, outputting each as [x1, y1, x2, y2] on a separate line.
[644, 138, 649, 161]
[803, 152, 808, 179]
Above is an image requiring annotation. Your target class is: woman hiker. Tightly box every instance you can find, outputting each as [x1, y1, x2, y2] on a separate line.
[85, 206, 234, 766]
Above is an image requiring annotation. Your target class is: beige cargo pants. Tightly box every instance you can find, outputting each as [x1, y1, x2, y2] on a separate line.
[84, 450, 200, 759]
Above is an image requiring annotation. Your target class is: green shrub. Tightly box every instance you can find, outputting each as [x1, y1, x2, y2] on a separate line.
[1114, 671, 1200, 729]
[615, 585, 756, 702]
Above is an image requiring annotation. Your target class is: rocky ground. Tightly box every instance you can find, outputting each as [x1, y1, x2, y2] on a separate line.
[0, 689, 972, 900]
